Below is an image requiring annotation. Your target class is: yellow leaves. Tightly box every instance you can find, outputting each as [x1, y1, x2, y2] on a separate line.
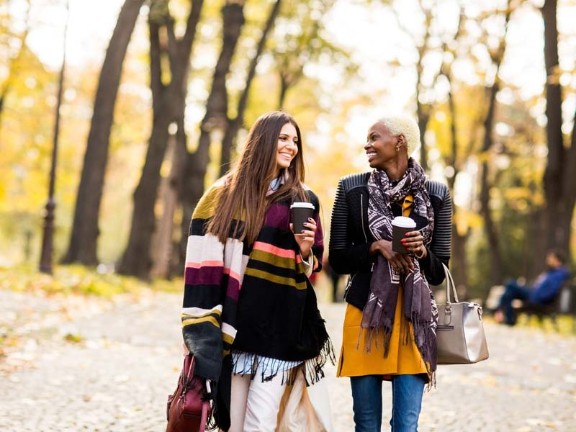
[503, 187, 532, 201]
[503, 186, 544, 209]
[0, 264, 180, 298]
[474, 151, 493, 164]
[454, 207, 483, 235]
[63, 333, 84, 344]
[546, 65, 561, 85]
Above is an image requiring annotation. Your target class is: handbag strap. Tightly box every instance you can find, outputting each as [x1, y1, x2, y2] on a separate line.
[182, 355, 211, 398]
[442, 263, 458, 304]
[182, 353, 195, 381]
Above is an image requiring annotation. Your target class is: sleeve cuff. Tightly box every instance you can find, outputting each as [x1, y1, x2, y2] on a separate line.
[301, 253, 314, 277]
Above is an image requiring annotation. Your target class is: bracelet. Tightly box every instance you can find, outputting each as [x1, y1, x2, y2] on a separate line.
[414, 246, 426, 259]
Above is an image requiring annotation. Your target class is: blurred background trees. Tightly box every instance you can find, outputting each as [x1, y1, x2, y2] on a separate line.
[1, 0, 575, 301]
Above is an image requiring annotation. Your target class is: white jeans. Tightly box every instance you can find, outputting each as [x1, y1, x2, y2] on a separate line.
[228, 372, 286, 432]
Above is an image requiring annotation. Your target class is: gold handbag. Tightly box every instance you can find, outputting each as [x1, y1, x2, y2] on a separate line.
[436, 264, 489, 365]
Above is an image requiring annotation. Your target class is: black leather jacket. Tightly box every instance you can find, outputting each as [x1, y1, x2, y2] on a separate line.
[328, 172, 452, 310]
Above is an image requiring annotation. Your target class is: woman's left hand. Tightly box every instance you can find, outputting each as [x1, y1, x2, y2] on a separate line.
[291, 217, 317, 260]
[401, 230, 427, 259]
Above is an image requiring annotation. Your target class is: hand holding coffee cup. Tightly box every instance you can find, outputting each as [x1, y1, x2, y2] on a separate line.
[290, 202, 315, 233]
[392, 216, 416, 254]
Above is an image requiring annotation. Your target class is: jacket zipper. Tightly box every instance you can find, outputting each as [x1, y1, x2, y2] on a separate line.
[360, 194, 368, 243]
[361, 193, 374, 272]
[345, 191, 372, 301]
[344, 273, 356, 300]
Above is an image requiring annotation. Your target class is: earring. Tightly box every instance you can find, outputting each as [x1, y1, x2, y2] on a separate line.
[396, 145, 400, 152]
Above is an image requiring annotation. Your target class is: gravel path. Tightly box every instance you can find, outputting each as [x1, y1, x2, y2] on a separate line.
[1, 288, 575, 431]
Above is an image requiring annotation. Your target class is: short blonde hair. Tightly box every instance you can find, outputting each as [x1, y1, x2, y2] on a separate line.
[378, 115, 420, 154]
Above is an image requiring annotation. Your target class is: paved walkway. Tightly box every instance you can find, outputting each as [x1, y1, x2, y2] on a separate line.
[1, 288, 576, 431]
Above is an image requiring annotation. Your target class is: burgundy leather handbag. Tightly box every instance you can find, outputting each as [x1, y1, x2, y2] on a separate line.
[166, 354, 212, 432]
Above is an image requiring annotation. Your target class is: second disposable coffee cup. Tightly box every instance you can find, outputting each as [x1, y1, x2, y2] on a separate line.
[290, 202, 315, 232]
[392, 216, 416, 254]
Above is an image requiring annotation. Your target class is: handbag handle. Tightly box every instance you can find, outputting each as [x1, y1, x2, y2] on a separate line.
[442, 263, 459, 304]
[182, 353, 195, 380]
[183, 353, 213, 398]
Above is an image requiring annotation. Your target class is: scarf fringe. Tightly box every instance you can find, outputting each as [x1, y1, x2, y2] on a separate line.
[231, 338, 336, 387]
[358, 325, 393, 357]
[411, 313, 437, 365]
[358, 319, 437, 390]
[426, 371, 436, 391]
[305, 337, 336, 386]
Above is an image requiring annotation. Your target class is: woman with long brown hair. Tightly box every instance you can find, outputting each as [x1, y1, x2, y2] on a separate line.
[180, 111, 334, 431]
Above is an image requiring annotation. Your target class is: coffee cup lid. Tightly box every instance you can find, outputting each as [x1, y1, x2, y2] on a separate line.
[392, 216, 416, 228]
[290, 202, 315, 210]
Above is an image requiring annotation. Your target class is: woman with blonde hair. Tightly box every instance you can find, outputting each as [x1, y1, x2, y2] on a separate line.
[329, 114, 452, 431]
[181, 111, 334, 431]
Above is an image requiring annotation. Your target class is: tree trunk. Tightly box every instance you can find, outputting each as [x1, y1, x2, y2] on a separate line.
[177, 1, 245, 268]
[444, 84, 470, 296]
[477, 3, 512, 287]
[179, 133, 213, 265]
[479, 83, 504, 286]
[118, 0, 204, 279]
[436, 8, 468, 293]
[62, 0, 144, 265]
[523, 207, 544, 280]
[219, 0, 283, 177]
[277, 76, 289, 110]
[416, 104, 429, 170]
[150, 124, 187, 279]
[541, 0, 576, 262]
[413, 4, 433, 171]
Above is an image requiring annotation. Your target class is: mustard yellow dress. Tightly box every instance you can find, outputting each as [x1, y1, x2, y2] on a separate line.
[337, 195, 429, 379]
[337, 289, 428, 378]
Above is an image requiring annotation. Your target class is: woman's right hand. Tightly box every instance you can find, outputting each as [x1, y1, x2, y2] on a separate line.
[369, 239, 415, 273]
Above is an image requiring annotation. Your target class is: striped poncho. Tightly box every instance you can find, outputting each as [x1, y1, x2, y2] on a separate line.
[181, 180, 334, 429]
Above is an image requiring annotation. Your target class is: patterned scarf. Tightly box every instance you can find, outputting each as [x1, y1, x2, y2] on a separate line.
[362, 158, 438, 373]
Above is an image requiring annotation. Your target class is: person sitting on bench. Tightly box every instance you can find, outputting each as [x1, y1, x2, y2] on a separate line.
[495, 249, 570, 326]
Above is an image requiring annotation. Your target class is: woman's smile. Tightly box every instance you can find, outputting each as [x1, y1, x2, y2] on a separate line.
[366, 149, 377, 162]
[276, 123, 299, 172]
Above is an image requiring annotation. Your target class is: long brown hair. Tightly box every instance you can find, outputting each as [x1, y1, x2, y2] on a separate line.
[207, 111, 308, 244]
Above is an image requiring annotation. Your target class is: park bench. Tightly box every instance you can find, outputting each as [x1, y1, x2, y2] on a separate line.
[485, 281, 576, 332]
[514, 286, 563, 330]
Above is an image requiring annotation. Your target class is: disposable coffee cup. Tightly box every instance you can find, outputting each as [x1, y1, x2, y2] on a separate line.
[290, 202, 315, 232]
[392, 216, 416, 254]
